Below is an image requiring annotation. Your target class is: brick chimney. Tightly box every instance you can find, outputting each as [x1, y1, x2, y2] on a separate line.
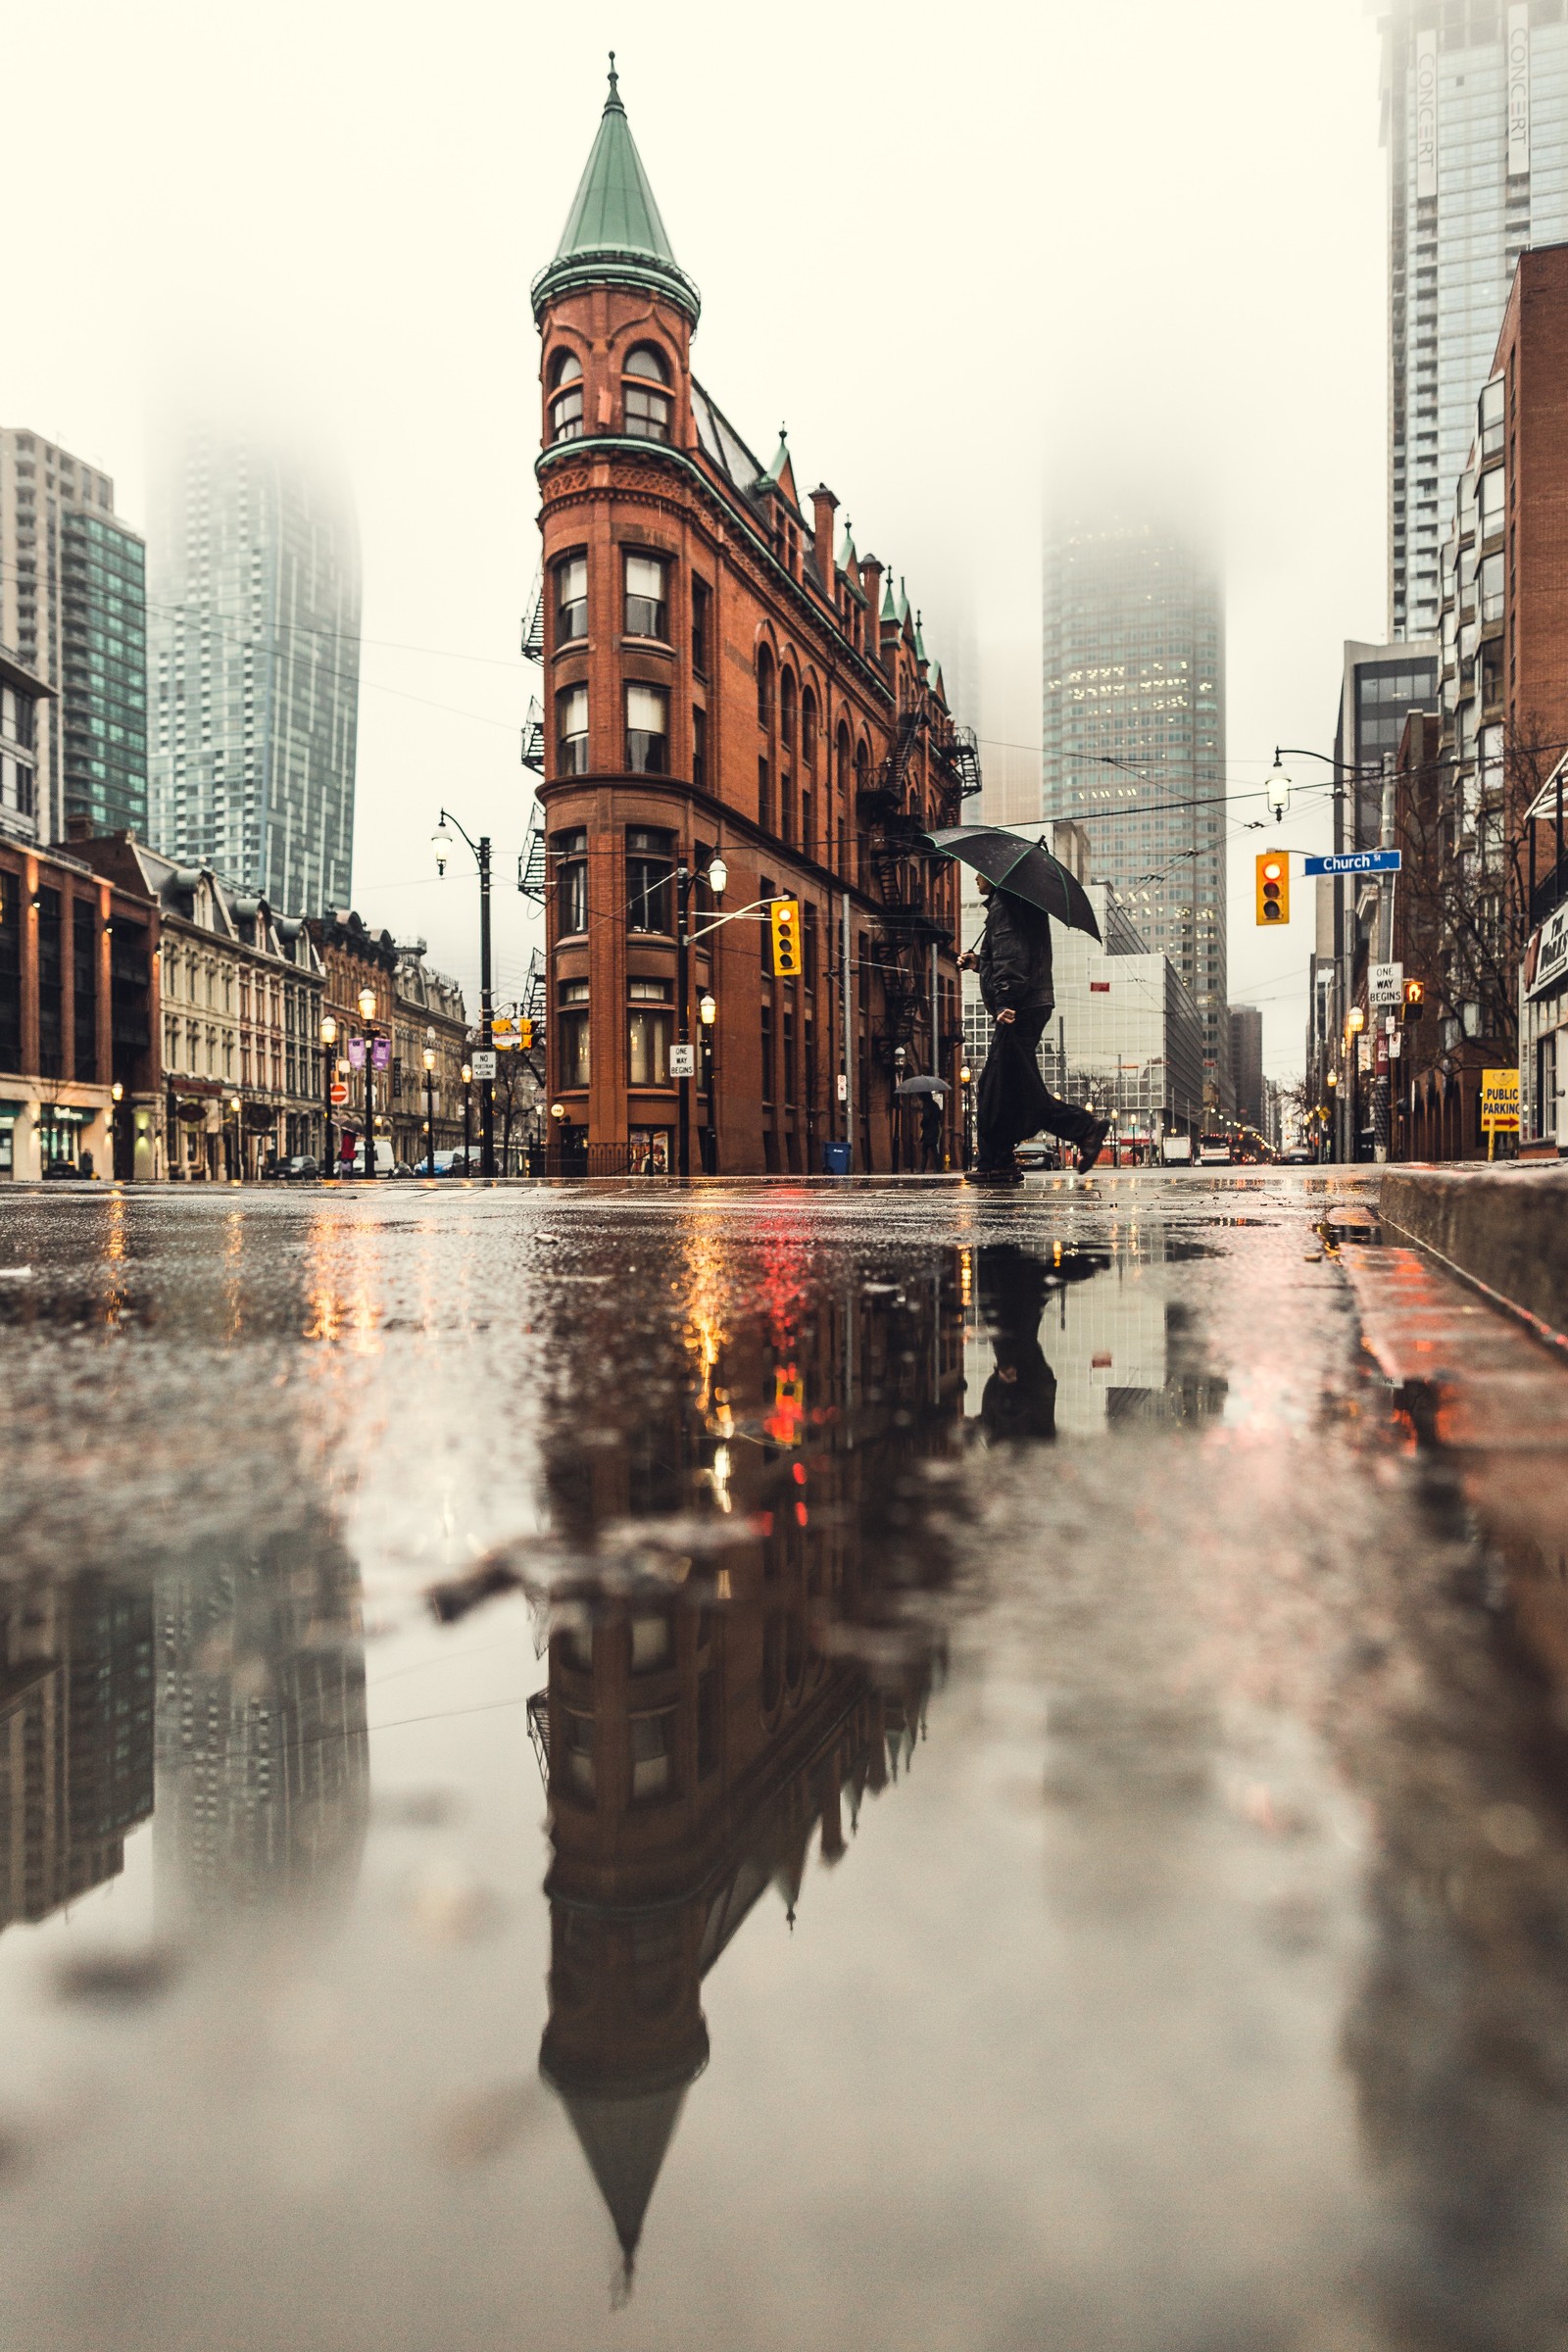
[66, 812, 92, 843]
[808, 484, 838, 589]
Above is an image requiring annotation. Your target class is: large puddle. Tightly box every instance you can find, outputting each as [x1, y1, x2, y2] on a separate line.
[1, 1178, 1565, 2350]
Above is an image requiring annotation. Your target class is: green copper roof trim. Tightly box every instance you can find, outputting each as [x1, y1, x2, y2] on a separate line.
[531, 60, 701, 323]
[836, 518, 857, 569]
[880, 574, 898, 621]
[914, 611, 928, 662]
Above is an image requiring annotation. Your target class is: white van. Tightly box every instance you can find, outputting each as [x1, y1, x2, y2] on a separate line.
[338, 1137, 395, 1176]
[1160, 1134, 1194, 1165]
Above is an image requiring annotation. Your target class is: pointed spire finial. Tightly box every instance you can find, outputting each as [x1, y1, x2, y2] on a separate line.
[607, 50, 620, 107]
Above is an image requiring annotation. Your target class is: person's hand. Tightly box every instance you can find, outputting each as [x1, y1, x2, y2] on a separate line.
[957, 950, 978, 970]
[995, 1006, 1016, 1026]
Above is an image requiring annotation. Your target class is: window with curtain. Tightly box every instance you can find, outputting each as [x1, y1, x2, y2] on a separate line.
[554, 830, 588, 934]
[624, 553, 668, 640]
[556, 554, 588, 643]
[626, 829, 674, 932]
[557, 978, 590, 1087]
[557, 684, 589, 775]
[626, 685, 669, 774]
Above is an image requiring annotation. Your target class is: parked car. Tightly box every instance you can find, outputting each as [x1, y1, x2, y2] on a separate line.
[281, 1154, 319, 1181]
[1014, 1140, 1061, 1171]
[42, 1159, 82, 1180]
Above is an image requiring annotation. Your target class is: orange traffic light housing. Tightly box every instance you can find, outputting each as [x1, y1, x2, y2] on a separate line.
[1255, 851, 1290, 926]
[1401, 978, 1425, 1023]
[769, 897, 803, 979]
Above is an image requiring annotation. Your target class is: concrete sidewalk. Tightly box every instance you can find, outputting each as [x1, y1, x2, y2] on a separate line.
[1377, 1164, 1568, 1348]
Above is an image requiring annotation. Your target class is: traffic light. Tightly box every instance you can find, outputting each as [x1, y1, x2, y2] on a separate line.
[769, 897, 803, 979]
[1401, 978, 1425, 1023]
[1255, 851, 1290, 926]
[518, 1017, 535, 1050]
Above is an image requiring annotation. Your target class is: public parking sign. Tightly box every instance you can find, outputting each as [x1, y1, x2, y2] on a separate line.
[1302, 850, 1402, 877]
[470, 1050, 497, 1079]
[1481, 1068, 1520, 1132]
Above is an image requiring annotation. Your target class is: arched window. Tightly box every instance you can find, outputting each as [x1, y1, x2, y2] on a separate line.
[801, 690, 817, 770]
[549, 348, 583, 444]
[623, 344, 671, 442]
[780, 670, 797, 751]
[757, 647, 775, 730]
[854, 739, 868, 797]
[836, 724, 851, 796]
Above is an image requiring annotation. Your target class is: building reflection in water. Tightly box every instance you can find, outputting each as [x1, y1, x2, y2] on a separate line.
[0, 1575, 155, 1933]
[154, 1525, 369, 1929]
[528, 1233, 967, 2287]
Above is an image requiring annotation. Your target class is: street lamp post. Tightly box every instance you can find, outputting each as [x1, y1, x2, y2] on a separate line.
[423, 1037, 437, 1179]
[433, 813, 494, 1179]
[958, 1062, 973, 1171]
[698, 990, 717, 1174]
[320, 1014, 338, 1179]
[228, 1094, 243, 1184]
[673, 852, 727, 1179]
[358, 986, 379, 1179]
[110, 1079, 123, 1183]
[892, 1044, 907, 1173]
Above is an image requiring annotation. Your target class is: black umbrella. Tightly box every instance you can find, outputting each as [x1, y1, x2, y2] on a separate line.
[894, 1075, 949, 1097]
[924, 825, 1101, 943]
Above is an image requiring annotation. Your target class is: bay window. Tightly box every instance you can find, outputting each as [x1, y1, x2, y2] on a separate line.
[554, 829, 588, 934]
[557, 979, 590, 1087]
[556, 554, 588, 644]
[624, 553, 669, 640]
[627, 978, 673, 1086]
[626, 828, 674, 932]
[557, 684, 589, 775]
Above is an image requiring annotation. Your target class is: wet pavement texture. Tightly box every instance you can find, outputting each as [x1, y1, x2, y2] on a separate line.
[2, 1171, 1568, 2350]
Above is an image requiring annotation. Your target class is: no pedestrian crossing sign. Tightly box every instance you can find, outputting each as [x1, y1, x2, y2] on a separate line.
[1302, 850, 1402, 877]
[1481, 1069, 1520, 1132]
[470, 1050, 497, 1079]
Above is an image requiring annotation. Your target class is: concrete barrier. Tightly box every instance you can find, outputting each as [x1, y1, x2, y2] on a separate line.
[1377, 1165, 1568, 1347]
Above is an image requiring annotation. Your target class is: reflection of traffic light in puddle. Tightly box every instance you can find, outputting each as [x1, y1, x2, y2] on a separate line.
[765, 1365, 804, 1446]
[1255, 851, 1289, 925]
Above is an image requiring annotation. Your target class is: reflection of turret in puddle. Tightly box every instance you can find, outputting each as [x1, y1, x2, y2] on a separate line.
[0, 1574, 155, 1936]
[154, 1520, 368, 1933]
[529, 1249, 965, 2292]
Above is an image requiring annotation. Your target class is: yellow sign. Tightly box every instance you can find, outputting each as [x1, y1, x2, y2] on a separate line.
[1481, 1068, 1520, 1132]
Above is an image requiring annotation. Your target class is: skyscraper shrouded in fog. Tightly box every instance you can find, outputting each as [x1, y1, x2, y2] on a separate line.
[147, 419, 361, 913]
[0, 429, 148, 845]
[1383, 0, 1568, 640]
[1042, 518, 1230, 1106]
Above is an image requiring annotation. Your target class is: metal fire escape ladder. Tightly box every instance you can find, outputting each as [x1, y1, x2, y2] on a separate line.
[858, 697, 951, 1071]
[517, 803, 549, 900]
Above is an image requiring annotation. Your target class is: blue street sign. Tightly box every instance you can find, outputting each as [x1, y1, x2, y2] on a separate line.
[1302, 849, 1402, 877]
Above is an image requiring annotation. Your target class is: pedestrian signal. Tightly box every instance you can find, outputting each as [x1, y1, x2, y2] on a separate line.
[769, 897, 803, 979]
[1401, 978, 1425, 1023]
[1255, 852, 1290, 925]
[518, 1017, 535, 1050]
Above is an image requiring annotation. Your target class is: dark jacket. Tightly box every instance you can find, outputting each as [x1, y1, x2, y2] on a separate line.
[977, 890, 1054, 1016]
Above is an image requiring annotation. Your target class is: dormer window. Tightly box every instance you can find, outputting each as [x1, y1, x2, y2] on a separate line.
[623, 344, 671, 442]
[549, 349, 584, 444]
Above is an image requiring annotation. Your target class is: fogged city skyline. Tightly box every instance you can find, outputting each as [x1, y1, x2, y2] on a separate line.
[5, 0, 1391, 1075]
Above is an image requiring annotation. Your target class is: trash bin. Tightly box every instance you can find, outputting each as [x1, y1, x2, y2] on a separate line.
[822, 1140, 852, 1175]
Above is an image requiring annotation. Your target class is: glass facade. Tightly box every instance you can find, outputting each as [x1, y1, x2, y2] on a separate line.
[1042, 521, 1229, 1105]
[60, 513, 148, 836]
[147, 421, 361, 913]
[1385, 0, 1568, 640]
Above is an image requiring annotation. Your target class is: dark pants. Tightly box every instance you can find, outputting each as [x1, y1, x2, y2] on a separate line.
[976, 1007, 1101, 1171]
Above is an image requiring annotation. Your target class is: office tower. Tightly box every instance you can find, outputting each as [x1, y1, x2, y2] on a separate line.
[1229, 1004, 1264, 1131]
[147, 418, 361, 913]
[1042, 517, 1230, 1106]
[1382, 0, 1568, 640]
[0, 429, 148, 844]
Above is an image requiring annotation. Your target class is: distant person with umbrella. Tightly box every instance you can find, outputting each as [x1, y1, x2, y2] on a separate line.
[930, 826, 1108, 1185]
[918, 1090, 944, 1171]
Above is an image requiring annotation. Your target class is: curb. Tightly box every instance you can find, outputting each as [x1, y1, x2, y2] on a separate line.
[1377, 1165, 1568, 1350]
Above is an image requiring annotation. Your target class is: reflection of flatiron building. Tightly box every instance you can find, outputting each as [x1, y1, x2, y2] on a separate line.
[532, 1264, 963, 2281]
[155, 1536, 368, 1924]
[0, 1577, 154, 1934]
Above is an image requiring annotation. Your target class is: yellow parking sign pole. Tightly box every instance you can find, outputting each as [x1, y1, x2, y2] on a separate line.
[1480, 1068, 1520, 1161]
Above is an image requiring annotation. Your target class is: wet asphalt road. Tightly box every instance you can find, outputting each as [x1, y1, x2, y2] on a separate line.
[2, 1168, 1568, 2352]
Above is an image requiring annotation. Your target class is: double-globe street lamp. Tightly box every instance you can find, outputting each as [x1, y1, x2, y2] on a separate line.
[320, 1013, 338, 1177]
[357, 985, 381, 1178]
[423, 1034, 437, 1179]
[432, 812, 495, 1179]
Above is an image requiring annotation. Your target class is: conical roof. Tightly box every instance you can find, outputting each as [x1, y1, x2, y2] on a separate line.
[555, 2082, 690, 2266]
[532, 59, 701, 322]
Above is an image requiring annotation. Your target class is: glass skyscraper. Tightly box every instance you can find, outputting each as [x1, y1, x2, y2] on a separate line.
[1042, 519, 1229, 1106]
[1383, 0, 1568, 639]
[0, 429, 148, 845]
[147, 419, 361, 913]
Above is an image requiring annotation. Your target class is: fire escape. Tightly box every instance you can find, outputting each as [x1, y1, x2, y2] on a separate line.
[857, 697, 982, 1073]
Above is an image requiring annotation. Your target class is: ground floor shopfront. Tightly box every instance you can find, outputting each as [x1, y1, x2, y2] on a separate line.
[0, 1082, 155, 1180]
[166, 1085, 321, 1179]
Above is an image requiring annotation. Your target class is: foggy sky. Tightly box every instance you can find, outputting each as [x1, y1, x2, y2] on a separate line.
[5, 0, 1389, 1077]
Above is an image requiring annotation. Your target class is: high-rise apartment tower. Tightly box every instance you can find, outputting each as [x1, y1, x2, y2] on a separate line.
[1042, 519, 1229, 1105]
[0, 429, 148, 845]
[1382, 0, 1568, 639]
[147, 420, 361, 913]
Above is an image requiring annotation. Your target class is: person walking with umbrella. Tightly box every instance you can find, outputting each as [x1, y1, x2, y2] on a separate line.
[930, 825, 1108, 1184]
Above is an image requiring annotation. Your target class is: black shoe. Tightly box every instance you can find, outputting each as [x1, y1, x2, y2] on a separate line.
[965, 1165, 1024, 1187]
[1074, 1120, 1110, 1176]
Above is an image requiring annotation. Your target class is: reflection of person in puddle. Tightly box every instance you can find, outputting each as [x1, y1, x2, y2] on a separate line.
[978, 1246, 1057, 1442]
